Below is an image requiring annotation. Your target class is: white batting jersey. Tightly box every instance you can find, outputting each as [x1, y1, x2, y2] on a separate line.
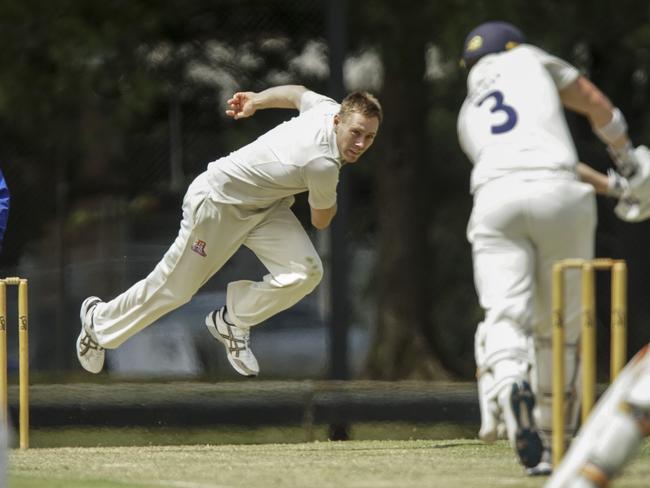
[457, 44, 581, 193]
[206, 91, 342, 209]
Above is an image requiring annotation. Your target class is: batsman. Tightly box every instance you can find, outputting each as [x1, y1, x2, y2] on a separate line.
[457, 21, 650, 474]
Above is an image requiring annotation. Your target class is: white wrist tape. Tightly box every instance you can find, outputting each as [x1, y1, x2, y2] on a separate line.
[595, 108, 628, 145]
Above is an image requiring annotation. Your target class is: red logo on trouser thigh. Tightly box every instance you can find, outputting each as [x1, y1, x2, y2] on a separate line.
[191, 239, 207, 257]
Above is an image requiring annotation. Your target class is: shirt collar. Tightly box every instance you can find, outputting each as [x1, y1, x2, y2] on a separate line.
[326, 114, 343, 167]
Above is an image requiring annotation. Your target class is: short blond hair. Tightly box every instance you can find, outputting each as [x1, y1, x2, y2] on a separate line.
[339, 91, 383, 124]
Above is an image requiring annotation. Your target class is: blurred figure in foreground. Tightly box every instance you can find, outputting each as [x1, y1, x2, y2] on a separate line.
[546, 344, 650, 488]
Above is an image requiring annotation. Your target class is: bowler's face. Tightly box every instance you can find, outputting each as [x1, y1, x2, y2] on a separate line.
[334, 113, 379, 163]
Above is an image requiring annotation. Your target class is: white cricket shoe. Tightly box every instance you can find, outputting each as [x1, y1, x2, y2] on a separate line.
[76, 296, 105, 374]
[205, 307, 259, 377]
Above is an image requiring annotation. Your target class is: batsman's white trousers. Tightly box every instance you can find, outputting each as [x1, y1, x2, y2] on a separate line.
[468, 174, 596, 342]
[468, 173, 596, 420]
[92, 173, 324, 349]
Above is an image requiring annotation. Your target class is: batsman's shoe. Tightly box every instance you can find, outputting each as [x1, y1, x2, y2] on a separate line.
[205, 307, 259, 377]
[525, 448, 552, 476]
[510, 380, 544, 469]
[76, 296, 105, 374]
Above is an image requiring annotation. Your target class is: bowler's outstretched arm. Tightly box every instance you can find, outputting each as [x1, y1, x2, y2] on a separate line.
[226, 85, 308, 119]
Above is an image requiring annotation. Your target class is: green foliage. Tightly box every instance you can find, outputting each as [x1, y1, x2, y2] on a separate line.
[0, 0, 328, 264]
[351, 0, 650, 377]
[1, 0, 650, 375]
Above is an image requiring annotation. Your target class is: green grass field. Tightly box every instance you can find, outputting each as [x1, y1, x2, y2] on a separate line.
[8, 436, 650, 488]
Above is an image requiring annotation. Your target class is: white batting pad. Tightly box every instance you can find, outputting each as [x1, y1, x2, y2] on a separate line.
[475, 320, 531, 442]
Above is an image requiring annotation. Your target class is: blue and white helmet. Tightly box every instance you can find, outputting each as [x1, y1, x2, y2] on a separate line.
[461, 21, 525, 67]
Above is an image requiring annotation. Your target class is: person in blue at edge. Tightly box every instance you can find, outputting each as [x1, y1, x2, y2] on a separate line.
[0, 169, 9, 251]
[0, 167, 8, 487]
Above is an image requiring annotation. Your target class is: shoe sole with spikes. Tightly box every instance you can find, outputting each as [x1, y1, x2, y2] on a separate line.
[511, 381, 543, 468]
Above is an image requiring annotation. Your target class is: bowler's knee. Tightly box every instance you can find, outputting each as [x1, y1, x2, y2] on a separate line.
[293, 256, 323, 295]
[304, 255, 324, 285]
[271, 256, 323, 295]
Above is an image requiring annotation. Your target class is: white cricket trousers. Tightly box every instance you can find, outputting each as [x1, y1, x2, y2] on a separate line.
[468, 175, 596, 343]
[468, 173, 597, 438]
[91, 172, 324, 349]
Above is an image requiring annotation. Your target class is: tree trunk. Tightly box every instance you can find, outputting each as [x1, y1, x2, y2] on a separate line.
[364, 13, 451, 380]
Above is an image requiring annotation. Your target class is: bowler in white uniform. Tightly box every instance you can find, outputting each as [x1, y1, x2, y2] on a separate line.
[76, 85, 382, 378]
[457, 21, 638, 474]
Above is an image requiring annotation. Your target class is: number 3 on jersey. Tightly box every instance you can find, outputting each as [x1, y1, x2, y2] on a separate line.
[477, 90, 518, 134]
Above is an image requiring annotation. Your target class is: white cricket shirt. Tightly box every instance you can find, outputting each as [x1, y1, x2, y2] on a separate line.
[457, 44, 581, 194]
[206, 91, 342, 209]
